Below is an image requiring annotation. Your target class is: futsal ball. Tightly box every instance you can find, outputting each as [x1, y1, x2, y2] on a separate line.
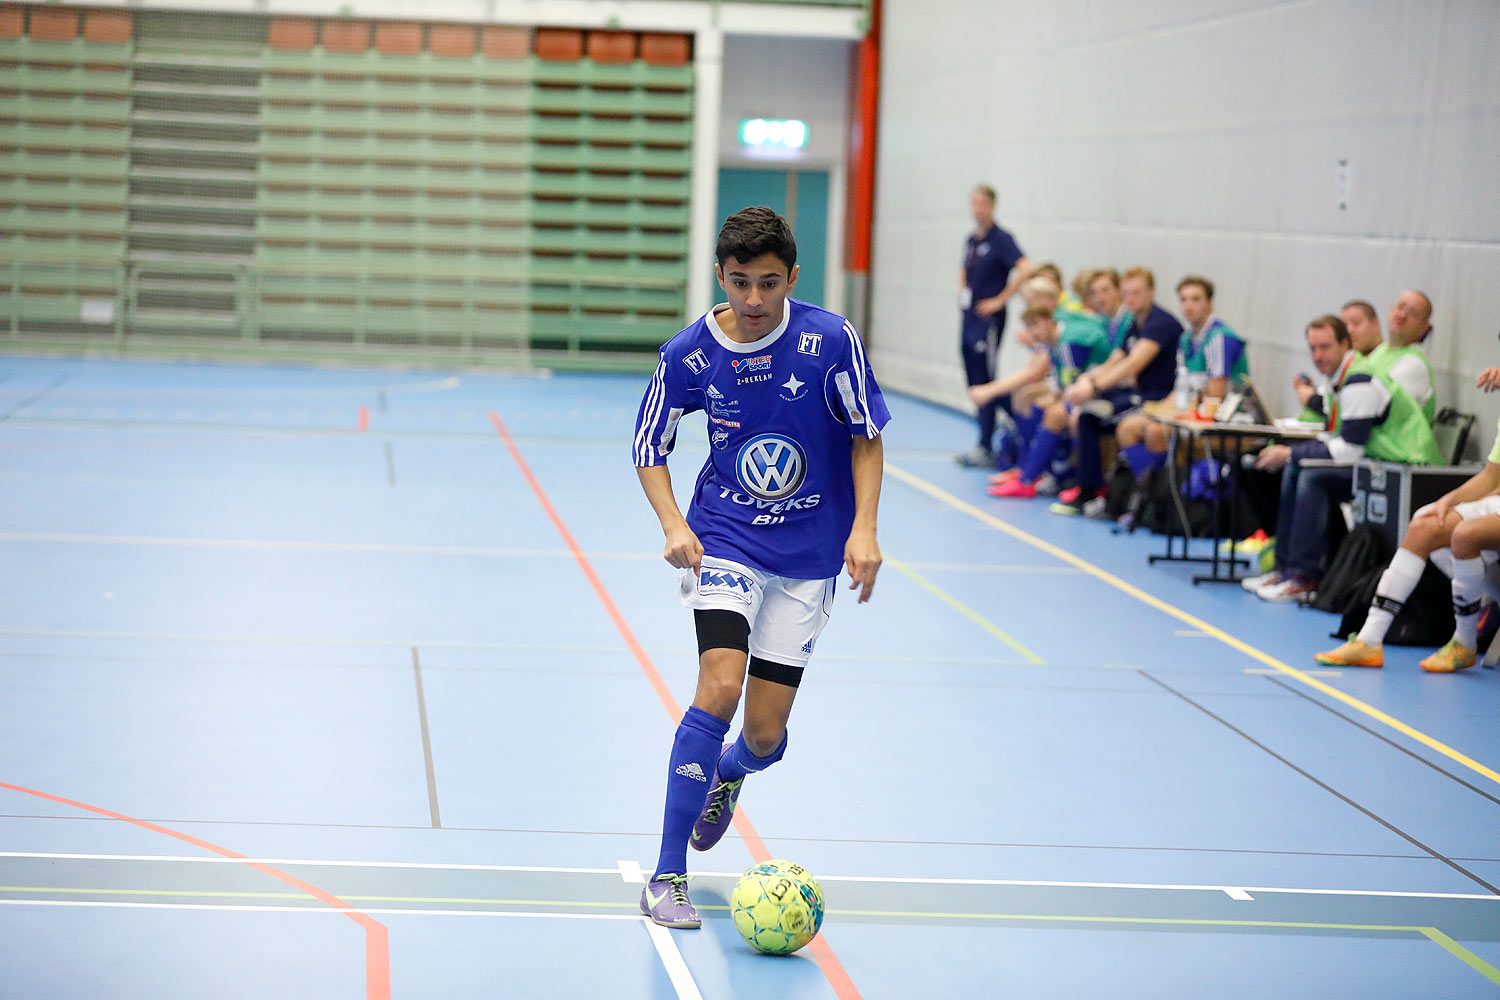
[730, 859, 825, 955]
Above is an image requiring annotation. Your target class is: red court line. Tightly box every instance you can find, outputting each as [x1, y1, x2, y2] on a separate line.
[0, 781, 390, 1000]
[488, 410, 862, 1000]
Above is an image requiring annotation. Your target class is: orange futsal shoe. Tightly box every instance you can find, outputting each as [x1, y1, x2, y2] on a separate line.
[1314, 638, 1383, 668]
[1419, 638, 1477, 673]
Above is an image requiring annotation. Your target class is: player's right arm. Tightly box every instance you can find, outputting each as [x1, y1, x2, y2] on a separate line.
[1093, 337, 1162, 392]
[1064, 346, 1126, 403]
[636, 464, 703, 574]
[632, 347, 703, 573]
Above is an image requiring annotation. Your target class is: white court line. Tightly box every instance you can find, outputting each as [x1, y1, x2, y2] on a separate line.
[1246, 667, 1343, 677]
[0, 375, 463, 400]
[0, 533, 1068, 578]
[0, 532, 659, 561]
[643, 919, 705, 1000]
[1, 853, 1493, 902]
[618, 859, 646, 884]
[0, 852, 619, 875]
[0, 899, 641, 919]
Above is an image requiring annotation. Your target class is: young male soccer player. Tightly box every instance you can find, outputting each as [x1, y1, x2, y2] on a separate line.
[973, 302, 1111, 498]
[632, 206, 889, 928]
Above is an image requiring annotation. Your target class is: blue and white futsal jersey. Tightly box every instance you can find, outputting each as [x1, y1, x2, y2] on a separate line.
[633, 298, 891, 580]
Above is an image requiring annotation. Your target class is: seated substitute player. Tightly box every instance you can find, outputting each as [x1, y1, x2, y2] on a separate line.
[975, 302, 1111, 498]
[1052, 267, 1184, 515]
[1316, 364, 1500, 672]
[1109, 275, 1250, 486]
[968, 275, 1097, 488]
[632, 206, 889, 929]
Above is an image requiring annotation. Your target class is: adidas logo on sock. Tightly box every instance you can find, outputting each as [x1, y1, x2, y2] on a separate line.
[675, 762, 707, 781]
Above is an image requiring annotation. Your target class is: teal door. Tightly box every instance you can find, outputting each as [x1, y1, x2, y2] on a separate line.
[713, 168, 829, 310]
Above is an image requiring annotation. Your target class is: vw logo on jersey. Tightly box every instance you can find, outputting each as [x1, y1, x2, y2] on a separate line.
[735, 434, 807, 502]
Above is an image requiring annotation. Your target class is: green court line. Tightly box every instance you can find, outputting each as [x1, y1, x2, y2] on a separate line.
[826, 909, 1499, 986]
[884, 462, 1500, 790]
[885, 556, 1045, 664]
[1421, 927, 1500, 986]
[4, 884, 1495, 984]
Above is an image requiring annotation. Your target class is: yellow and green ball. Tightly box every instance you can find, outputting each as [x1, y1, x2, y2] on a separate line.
[730, 859, 825, 955]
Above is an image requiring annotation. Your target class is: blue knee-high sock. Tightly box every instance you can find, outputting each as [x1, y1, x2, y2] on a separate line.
[1123, 442, 1167, 479]
[717, 730, 788, 783]
[653, 706, 730, 879]
[1020, 427, 1062, 483]
[1013, 405, 1041, 449]
[1077, 414, 1105, 490]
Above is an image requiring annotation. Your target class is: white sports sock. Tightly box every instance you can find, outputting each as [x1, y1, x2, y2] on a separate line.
[1450, 554, 1484, 649]
[1357, 548, 1426, 645]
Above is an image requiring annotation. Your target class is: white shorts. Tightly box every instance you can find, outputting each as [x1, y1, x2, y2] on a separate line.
[1454, 496, 1500, 522]
[1413, 496, 1500, 576]
[678, 555, 835, 667]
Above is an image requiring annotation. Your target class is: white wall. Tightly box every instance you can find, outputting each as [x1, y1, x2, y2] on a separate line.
[869, 0, 1500, 447]
[717, 34, 853, 315]
[719, 34, 852, 169]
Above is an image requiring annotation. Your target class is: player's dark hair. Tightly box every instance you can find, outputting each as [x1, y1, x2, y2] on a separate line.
[1307, 313, 1350, 345]
[1176, 274, 1215, 300]
[716, 206, 797, 272]
[1341, 299, 1377, 322]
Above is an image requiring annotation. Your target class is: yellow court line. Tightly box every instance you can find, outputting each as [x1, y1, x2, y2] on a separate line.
[885, 556, 1045, 664]
[884, 462, 1500, 790]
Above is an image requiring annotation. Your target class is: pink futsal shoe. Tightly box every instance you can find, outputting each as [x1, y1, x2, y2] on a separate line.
[989, 478, 1037, 498]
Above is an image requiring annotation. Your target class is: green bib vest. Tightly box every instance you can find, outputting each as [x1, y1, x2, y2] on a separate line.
[1351, 344, 1436, 424]
[1334, 369, 1442, 466]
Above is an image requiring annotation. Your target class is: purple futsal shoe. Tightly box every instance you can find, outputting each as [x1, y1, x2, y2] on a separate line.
[690, 747, 745, 852]
[640, 874, 700, 928]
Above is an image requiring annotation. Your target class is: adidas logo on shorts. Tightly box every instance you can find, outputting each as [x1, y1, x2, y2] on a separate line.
[675, 762, 707, 781]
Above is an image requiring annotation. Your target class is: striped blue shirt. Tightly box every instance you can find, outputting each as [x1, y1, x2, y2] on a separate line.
[633, 298, 890, 579]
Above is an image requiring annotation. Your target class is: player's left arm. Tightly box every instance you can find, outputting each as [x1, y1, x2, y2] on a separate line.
[1204, 330, 1240, 401]
[846, 434, 884, 604]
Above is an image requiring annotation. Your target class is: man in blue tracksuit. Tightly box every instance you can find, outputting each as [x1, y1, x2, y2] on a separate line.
[956, 184, 1032, 467]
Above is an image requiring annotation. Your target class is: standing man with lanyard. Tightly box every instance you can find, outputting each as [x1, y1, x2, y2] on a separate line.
[956, 184, 1033, 467]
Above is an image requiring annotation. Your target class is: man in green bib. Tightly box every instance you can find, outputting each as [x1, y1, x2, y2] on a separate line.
[1353, 290, 1437, 424]
[1246, 313, 1442, 603]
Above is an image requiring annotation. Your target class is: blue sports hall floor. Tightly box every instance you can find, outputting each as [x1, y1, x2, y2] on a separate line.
[0, 355, 1496, 999]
